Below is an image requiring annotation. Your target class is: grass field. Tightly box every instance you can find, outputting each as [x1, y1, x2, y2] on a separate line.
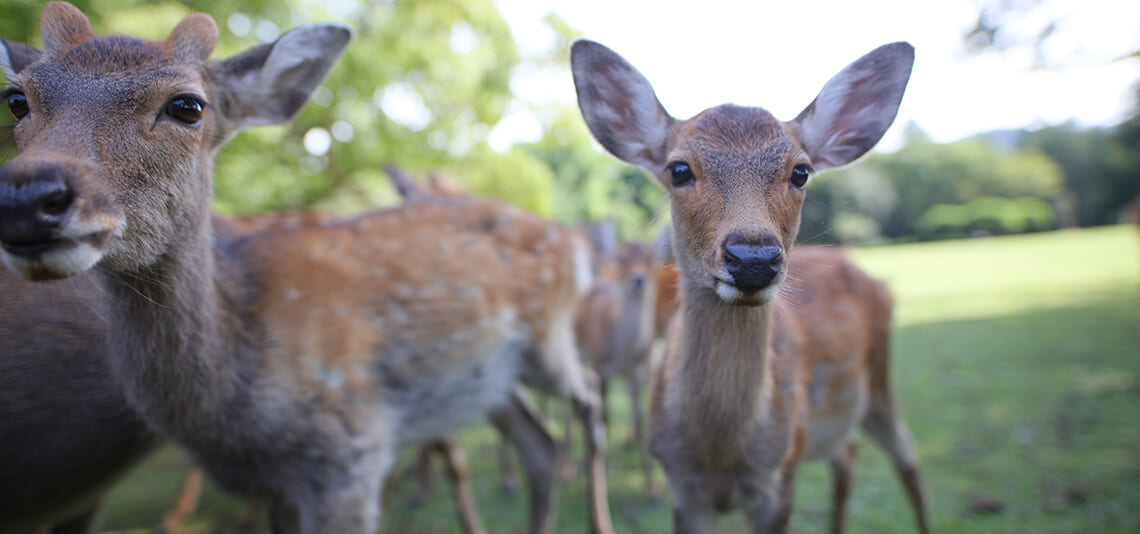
[96, 225, 1140, 533]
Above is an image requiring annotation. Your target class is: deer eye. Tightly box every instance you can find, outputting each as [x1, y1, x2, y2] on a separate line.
[790, 164, 812, 189]
[165, 94, 206, 126]
[667, 161, 695, 187]
[4, 90, 28, 120]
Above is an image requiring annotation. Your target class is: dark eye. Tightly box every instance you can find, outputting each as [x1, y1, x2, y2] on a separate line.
[790, 164, 812, 189]
[6, 91, 28, 120]
[165, 94, 205, 125]
[668, 161, 695, 187]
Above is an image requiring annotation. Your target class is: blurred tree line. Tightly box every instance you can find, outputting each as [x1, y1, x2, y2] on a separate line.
[1, 0, 1136, 245]
[800, 113, 1140, 244]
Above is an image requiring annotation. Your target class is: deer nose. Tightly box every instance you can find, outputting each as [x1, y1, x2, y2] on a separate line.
[0, 164, 75, 256]
[723, 236, 783, 295]
[631, 274, 646, 292]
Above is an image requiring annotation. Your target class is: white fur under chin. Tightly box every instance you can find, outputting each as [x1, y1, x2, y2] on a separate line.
[0, 242, 103, 281]
[715, 279, 782, 305]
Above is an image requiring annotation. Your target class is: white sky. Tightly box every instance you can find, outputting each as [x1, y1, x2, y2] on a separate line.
[490, 0, 1140, 152]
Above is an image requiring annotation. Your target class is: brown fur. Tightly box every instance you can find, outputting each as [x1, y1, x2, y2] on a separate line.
[574, 241, 659, 498]
[653, 261, 680, 341]
[572, 39, 928, 533]
[0, 5, 611, 533]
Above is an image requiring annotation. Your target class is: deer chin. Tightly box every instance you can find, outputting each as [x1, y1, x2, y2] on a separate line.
[1, 236, 106, 281]
[714, 273, 784, 307]
[0, 218, 120, 281]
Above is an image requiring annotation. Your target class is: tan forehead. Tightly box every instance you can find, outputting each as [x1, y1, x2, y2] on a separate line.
[671, 104, 801, 177]
[17, 37, 207, 108]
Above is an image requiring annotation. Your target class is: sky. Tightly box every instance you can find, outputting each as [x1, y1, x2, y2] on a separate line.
[489, 0, 1140, 152]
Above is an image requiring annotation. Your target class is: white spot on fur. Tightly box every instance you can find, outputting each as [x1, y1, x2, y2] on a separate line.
[394, 283, 414, 299]
[285, 287, 301, 301]
[571, 235, 594, 296]
[317, 364, 346, 389]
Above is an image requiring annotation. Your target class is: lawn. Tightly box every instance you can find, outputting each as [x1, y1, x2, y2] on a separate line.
[97, 225, 1140, 533]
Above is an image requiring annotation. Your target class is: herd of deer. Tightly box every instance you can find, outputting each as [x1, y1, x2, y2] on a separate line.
[0, 3, 931, 534]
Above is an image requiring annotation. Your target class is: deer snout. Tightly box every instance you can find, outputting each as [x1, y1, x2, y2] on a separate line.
[0, 164, 76, 257]
[631, 274, 647, 292]
[722, 235, 784, 296]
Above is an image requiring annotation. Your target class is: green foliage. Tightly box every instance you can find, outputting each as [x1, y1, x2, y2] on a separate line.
[802, 135, 1065, 244]
[519, 107, 668, 240]
[915, 196, 1056, 241]
[1016, 123, 1140, 227]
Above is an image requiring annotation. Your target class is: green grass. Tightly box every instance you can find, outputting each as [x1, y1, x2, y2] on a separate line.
[96, 226, 1140, 533]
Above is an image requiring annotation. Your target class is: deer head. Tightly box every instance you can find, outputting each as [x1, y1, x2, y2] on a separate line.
[0, 2, 351, 281]
[571, 40, 913, 306]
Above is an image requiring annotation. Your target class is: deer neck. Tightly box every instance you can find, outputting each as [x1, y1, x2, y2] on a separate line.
[673, 269, 775, 464]
[98, 214, 258, 439]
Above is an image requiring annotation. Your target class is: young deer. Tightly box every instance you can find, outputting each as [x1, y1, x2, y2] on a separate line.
[572, 40, 929, 533]
[574, 240, 659, 499]
[0, 4, 612, 533]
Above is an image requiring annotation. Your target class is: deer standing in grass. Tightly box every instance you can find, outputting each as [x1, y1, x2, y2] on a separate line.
[0, 4, 612, 533]
[572, 40, 930, 533]
[574, 240, 660, 499]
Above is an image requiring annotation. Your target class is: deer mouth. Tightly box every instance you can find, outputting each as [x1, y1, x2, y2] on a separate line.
[0, 231, 113, 281]
[714, 273, 784, 307]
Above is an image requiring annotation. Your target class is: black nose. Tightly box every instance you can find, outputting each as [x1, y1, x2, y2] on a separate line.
[631, 275, 646, 292]
[0, 164, 75, 256]
[723, 236, 783, 295]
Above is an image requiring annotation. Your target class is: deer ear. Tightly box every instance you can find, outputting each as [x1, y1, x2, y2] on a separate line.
[571, 39, 676, 171]
[166, 13, 218, 63]
[1, 40, 42, 79]
[215, 23, 353, 130]
[40, 2, 95, 56]
[792, 42, 914, 171]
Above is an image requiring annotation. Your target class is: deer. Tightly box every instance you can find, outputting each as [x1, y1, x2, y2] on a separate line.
[571, 39, 930, 533]
[0, 4, 613, 534]
[574, 239, 660, 499]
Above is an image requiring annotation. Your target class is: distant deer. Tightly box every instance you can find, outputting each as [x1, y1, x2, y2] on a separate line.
[651, 229, 680, 348]
[0, 5, 612, 534]
[572, 39, 929, 533]
[574, 240, 659, 499]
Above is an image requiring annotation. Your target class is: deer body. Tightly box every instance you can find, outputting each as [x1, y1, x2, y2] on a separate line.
[572, 39, 929, 533]
[574, 241, 659, 497]
[0, 270, 158, 534]
[0, 5, 610, 533]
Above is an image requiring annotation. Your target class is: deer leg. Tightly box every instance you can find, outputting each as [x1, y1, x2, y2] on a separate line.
[496, 429, 520, 496]
[672, 503, 717, 534]
[408, 443, 436, 508]
[491, 390, 559, 534]
[558, 400, 577, 482]
[627, 373, 658, 500]
[861, 403, 930, 534]
[533, 318, 614, 534]
[156, 466, 204, 534]
[828, 440, 857, 534]
[748, 462, 797, 534]
[435, 438, 488, 534]
[272, 448, 391, 534]
[570, 385, 614, 534]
